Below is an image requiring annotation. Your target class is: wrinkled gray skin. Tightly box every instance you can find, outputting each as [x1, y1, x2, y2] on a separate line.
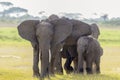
[17, 14, 92, 78]
[56, 23, 100, 73]
[77, 36, 103, 74]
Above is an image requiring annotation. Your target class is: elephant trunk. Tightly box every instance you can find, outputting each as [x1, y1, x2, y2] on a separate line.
[40, 48, 49, 78]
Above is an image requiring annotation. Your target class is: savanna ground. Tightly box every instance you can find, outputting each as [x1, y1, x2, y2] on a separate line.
[0, 25, 120, 80]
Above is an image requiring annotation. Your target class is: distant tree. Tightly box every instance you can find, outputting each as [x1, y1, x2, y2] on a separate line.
[39, 11, 45, 15]
[38, 11, 47, 20]
[2, 7, 28, 17]
[60, 12, 82, 19]
[0, 1, 37, 23]
[0, 1, 13, 17]
[0, 2, 13, 6]
[0, 2, 13, 10]
[19, 14, 40, 21]
[101, 14, 108, 21]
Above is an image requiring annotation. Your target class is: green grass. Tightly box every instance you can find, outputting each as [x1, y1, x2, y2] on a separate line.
[0, 26, 120, 47]
[99, 27, 120, 47]
[0, 68, 38, 80]
[0, 27, 21, 41]
[0, 27, 30, 46]
[0, 26, 120, 80]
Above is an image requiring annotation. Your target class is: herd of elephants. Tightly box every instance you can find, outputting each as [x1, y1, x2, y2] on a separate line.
[17, 14, 103, 78]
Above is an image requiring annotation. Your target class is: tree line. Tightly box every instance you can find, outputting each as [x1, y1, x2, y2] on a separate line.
[0, 1, 120, 26]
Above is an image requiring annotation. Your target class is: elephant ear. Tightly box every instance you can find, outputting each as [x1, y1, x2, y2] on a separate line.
[51, 18, 73, 45]
[17, 20, 39, 42]
[91, 23, 100, 39]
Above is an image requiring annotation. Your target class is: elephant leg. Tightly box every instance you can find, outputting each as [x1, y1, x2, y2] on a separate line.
[31, 43, 40, 77]
[54, 53, 63, 74]
[77, 54, 84, 73]
[73, 57, 78, 71]
[40, 49, 49, 78]
[64, 50, 74, 74]
[50, 44, 63, 75]
[86, 58, 93, 74]
[95, 58, 100, 74]
[64, 56, 74, 74]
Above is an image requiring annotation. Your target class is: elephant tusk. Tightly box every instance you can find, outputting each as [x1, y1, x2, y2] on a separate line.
[49, 50, 51, 62]
[60, 48, 63, 52]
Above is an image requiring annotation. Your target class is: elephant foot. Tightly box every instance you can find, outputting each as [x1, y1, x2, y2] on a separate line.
[39, 77, 47, 80]
[39, 76, 51, 80]
[86, 68, 92, 74]
[49, 69, 55, 77]
[39, 78, 44, 80]
[40, 67, 50, 79]
[33, 66, 40, 78]
[96, 71, 100, 74]
[64, 66, 74, 74]
[55, 70, 63, 75]
[78, 68, 84, 74]
[54, 66, 63, 75]
[96, 68, 100, 74]
[40, 73, 49, 79]
[49, 69, 54, 75]
[96, 70, 100, 74]
[33, 72, 40, 78]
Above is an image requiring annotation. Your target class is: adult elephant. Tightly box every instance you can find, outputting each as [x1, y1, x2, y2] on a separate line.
[59, 23, 100, 73]
[17, 14, 92, 78]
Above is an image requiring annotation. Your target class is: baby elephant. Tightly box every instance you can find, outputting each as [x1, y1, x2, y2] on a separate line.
[77, 36, 103, 74]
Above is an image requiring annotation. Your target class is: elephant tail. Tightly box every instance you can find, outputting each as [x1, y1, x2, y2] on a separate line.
[100, 47, 103, 56]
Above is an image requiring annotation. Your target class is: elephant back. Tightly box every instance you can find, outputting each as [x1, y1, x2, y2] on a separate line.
[17, 20, 39, 42]
[70, 20, 92, 39]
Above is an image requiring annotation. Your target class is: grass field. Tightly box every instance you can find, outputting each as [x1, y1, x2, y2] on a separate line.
[0, 26, 120, 80]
